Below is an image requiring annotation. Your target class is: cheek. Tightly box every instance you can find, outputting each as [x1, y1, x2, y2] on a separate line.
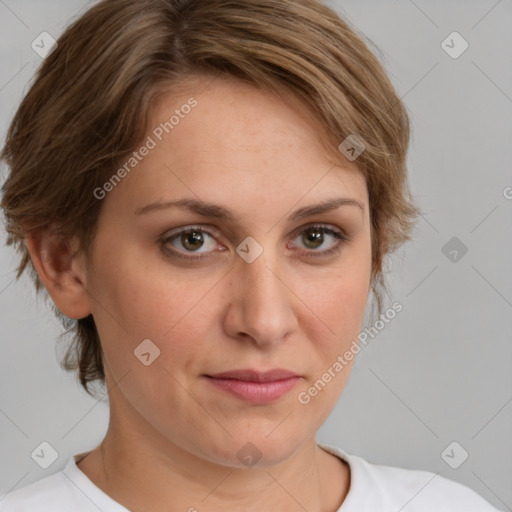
[293, 269, 369, 418]
[300, 280, 368, 382]
[299, 254, 371, 347]
[89, 240, 210, 336]
[87, 244, 225, 385]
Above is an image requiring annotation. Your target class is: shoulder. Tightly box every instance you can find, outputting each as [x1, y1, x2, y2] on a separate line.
[318, 442, 502, 511]
[0, 451, 126, 512]
[0, 470, 77, 512]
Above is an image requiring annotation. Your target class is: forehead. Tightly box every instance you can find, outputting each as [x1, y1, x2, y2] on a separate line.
[149, 74, 344, 159]
[104, 75, 368, 219]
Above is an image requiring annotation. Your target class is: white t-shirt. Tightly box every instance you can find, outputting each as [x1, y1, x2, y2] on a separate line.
[0, 442, 502, 511]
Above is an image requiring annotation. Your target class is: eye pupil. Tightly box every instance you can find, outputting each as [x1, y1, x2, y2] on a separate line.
[303, 230, 323, 249]
[182, 231, 204, 251]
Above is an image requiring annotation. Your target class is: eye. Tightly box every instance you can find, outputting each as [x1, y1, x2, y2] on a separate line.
[161, 223, 349, 261]
[289, 224, 349, 257]
[162, 226, 223, 260]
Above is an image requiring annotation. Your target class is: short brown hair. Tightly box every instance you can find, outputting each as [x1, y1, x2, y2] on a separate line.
[1, 0, 422, 397]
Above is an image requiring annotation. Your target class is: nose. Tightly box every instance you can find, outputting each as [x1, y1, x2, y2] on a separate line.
[222, 250, 298, 348]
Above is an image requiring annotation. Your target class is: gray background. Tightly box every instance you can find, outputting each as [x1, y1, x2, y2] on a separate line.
[1, 0, 511, 509]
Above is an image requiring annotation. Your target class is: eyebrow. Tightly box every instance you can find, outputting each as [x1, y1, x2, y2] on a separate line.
[134, 197, 364, 222]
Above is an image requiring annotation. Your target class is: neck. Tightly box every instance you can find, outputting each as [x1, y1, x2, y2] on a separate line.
[77, 389, 349, 512]
[78, 429, 349, 512]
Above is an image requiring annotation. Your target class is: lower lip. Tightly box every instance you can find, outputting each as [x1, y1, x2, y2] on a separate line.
[204, 376, 301, 404]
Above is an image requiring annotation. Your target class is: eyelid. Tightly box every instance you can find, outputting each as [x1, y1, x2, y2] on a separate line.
[162, 224, 220, 240]
[289, 222, 348, 240]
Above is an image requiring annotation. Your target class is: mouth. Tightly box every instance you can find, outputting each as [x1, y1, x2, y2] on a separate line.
[203, 368, 302, 404]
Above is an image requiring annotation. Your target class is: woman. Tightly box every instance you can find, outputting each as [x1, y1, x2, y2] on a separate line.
[0, 0, 501, 510]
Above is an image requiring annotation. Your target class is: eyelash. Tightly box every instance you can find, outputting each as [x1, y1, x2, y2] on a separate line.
[160, 224, 350, 261]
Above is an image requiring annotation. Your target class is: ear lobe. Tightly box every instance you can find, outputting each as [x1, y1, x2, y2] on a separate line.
[24, 226, 92, 319]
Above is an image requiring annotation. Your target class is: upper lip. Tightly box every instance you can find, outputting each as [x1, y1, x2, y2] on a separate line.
[206, 369, 300, 382]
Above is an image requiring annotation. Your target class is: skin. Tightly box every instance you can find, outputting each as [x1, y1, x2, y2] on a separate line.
[26, 75, 375, 512]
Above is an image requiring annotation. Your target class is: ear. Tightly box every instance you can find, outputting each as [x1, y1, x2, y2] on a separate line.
[24, 225, 92, 319]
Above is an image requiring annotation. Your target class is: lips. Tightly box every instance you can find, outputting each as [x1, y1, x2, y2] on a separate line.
[203, 368, 302, 404]
[205, 368, 299, 382]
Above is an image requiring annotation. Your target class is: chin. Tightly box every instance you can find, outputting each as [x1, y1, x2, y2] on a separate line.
[200, 429, 306, 469]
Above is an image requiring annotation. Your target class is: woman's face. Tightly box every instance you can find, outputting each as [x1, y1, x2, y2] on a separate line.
[82, 75, 372, 467]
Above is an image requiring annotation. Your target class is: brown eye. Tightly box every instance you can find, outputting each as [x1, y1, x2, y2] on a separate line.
[291, 225, 349, 257]
[163, 227, 220, 256]
[180, 231, 205, 251]
[302, 229, 325, 249]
